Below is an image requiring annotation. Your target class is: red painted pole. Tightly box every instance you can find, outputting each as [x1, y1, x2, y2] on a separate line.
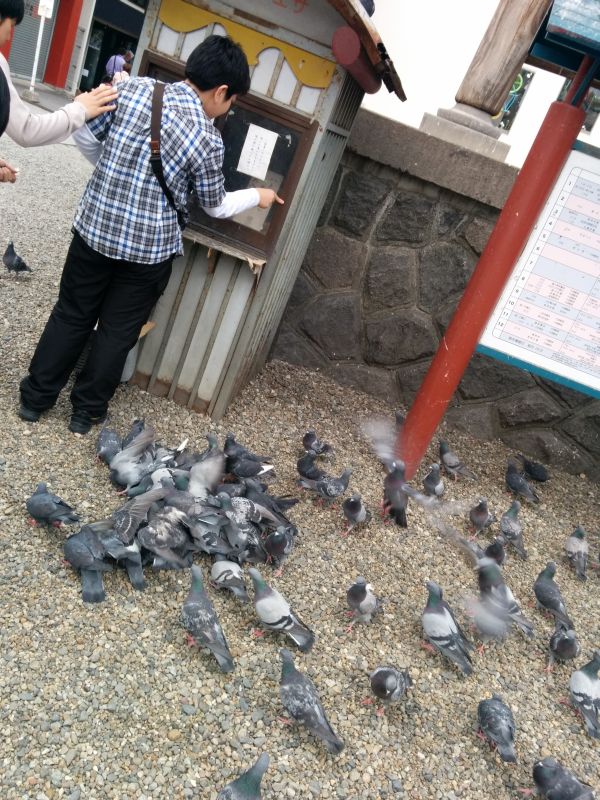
[399, 100, 585, 479]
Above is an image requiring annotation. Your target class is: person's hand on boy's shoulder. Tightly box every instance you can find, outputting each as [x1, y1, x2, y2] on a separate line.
[75, 84, 118, 121]
[256, 188, 284, 208]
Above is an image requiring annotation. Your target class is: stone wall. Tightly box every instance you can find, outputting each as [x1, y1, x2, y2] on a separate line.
[269, 110, 600, 480]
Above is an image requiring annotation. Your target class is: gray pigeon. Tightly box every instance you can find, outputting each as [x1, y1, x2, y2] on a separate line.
[533, 562, 573, 629]
[369, 666, 412, 713]
[422, 580, 474, 676]
[506, 459, 539, 503]
[477, 695, 517, 763]
[96, 420, 122, 465]
[569, 650, 600, 739]
[63, 525, 113, 603]
[210, 555, 250, 603]
[564, 527, 588, 582]
[3, 240, 31, 276]
[499, 500, 527, 559]
[137, 506, 192, 568]
[477, 558, 534, 639]
[26, 482, 79, 527]
[109, 425, 159, 489]
[341, 493, 371, 536]
[532, 756, 596, 799]
[517, 452, 549, 482]
[181, 565, 234, 673]
[422, 463, 444, 497]
[346, 576, 379, 627]
[89, 522, 147, 591]
[248, 568, 315, 652]
[297, 450, 326, 481]
[279, 648, 344, 754]
[464, 595, 509, 649]
[383, 460, 409, 527]
[217, 753, 269, 799]
[302, 430, 333, 456]
[187, 435, 225, 499]
[548, 622, 580, 669]
[469, 498, 496, 535]
[263, 526, 294, 575]
[439, 440, 476, 480]
[111, 485, 166, 544]
[297, 468, 352, 505]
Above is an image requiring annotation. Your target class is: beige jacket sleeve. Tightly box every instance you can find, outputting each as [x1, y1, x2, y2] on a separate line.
[1, 53, 86, 147]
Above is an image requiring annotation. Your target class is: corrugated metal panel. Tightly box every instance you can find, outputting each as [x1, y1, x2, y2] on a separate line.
[8, 3, 57, 81]
[329, 73, 363, 132]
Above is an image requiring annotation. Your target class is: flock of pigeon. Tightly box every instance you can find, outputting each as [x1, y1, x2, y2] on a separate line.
[24, 414, 598, 798]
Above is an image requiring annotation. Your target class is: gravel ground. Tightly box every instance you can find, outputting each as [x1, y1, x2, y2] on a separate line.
[1, 137, 599, 800]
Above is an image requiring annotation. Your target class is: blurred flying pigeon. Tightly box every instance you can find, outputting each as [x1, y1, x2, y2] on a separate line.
[279, 648, 344, 754]
[469, 498, 496, 535]
[533, 562, 573, 629]
[63, 525, 113, 603]
[517, 452, 549, 482]
[26, 482, 79, 527]
[210, 555, 250, 603]
[109, 425, 158, 489]
[110, 485, 166, 544]
[564, 527, 588, 582]
[506, 459, 539, 503]
[477, 558, 534, 639]
[423, 463, 444, 497]
[3, 241, 31, 276]
[217, 753, 269, 799]
[248, 567, 315, 652]
[369, 666, 412, 713]
[296, 450, 326, 481]
[439, 440, 476, 480]
[464, 594, 509, 648]
[341, 493, 371, 536]
[499, 500, 527, 559]
[548, 621, 580, 669]
[181, 564, 234, 673]
[477, 695, 517, 763]
[297, 468, 352, 505]
[569, 650, 600, 739]
[532, 756, 596, 799]
[346, 576, 379, 627]
[422, 580, 474, 675]
[383, 460, 408, 527]
[302, 430, 333, 456]
[121, 418, 145, 449]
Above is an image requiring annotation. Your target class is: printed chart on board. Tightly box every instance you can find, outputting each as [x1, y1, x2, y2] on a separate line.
[479, 148, 600, 397]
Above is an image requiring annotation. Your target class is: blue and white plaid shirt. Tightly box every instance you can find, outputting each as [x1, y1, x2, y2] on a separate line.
[73, 78, 226, 264]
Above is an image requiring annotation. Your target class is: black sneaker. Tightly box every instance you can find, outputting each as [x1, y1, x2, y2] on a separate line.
[19, 403, 41, 422]
[69, 410, 107, 435]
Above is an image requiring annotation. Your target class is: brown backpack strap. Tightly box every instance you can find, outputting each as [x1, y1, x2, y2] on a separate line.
[149, 81, 185, 228]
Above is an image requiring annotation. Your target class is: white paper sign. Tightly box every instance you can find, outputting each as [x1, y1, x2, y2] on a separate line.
[37, 0, 54, 17]
[237, 124, 278, 181]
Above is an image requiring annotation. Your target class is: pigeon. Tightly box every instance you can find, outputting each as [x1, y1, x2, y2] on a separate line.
[564, 527, 588, 582]
[63, 525, 113, 603]
[569, 650, 600, 739]
[346, 576, 379, 627]
[469, 498, 496, 535]
[26, 482, 79, 527]
[248, 567, 315, 652]
[121, 418, 145, 449]
[109, 425, 158, 489]
[458, 536, 506, 568]
[464, 595, 509, 648]
[224, 433, 272, 465]
[532, 756, 596, 799]
[262, 526, 294, 574]
[110, 485, 166, 544]
[422, 580, 474, 675]
[136, 506, 193, 568]
[383, 460, 409, 527]
[302, 430, 333, 456]
[499, 500, 527, 559]
[439, 440, 476, 480]
[422, 463, 444, 497]
[96, 420, 122, 465]
[90, 523, 147, 591]
[217, 753, 270, 799]
[506, 459, 539, 503]
[517, 452, 549, 482]
[210, 555, 250, 603]
[533, 562, 573, 629]
[181, 565, 234, 673]
[369, 666, 412, 711]
[296, 450, 326, 481]
[477, 558, 534, 639]
[341, 493, 371, 535]
[3, 241, 31, 276]
[279, 648, 344, 754]
[297, 469, 352, 505]
[548, 622, 580, 668]
[187, 435, 225, 499]
[477, 695, 517, 763]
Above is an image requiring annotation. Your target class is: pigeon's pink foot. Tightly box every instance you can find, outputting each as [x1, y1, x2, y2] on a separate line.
[558, 696, 572, 708]
[273, 567, 284, 578]
[185, 634, 196, 647]
[360, 697, 373, 706]
[251, 628, 265, 639]
[420, 640, 436, 653]
[344, 610, 355, 618]
[27, 518, 39, 526]
[277, 716, 293, 725]
[375, 706, 385, 717]
[476, 644, 486, 657]
[475, 729, 487, 743]
[51, 520, 62, 528]
[544, 662, 554, 673]
[339, 529, 350, 538]
[517, 790, 535, 797]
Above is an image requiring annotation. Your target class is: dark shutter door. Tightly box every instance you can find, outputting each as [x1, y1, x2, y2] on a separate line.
[8, 0, 58, 81]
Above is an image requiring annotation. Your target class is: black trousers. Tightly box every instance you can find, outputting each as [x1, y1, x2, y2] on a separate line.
[20, 231, 173, 417]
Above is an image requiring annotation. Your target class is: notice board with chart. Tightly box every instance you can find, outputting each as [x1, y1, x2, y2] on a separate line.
[478, 144, 600, 398]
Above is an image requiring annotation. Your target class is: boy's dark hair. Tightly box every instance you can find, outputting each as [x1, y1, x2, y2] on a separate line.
[0, 0, 25, 24]
[185, 35, 250, 98]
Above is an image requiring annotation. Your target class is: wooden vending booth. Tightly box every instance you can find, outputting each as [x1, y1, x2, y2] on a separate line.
[130, 0, 404, 418]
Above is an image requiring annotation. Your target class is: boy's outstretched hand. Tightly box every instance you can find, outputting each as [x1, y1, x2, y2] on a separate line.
[256, 188, 284, 208]
[75, 84, 118, 120]
[0, 159, 18, 183]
